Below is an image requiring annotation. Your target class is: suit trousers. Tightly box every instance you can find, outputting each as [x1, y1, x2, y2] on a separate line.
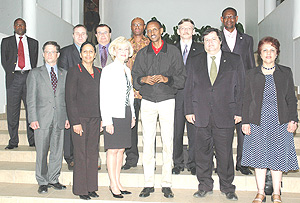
[34, 121, 64, 185]
[124, 98, 140, 166]
[63, 128, 73, 164]
[6, 72, 34, 146]
[195, 113, 236, 193]
[235, 122, 244, 168]
[141, 99, 175, 187]
[72, 117, 100, 195]
[173, 90, 196, 169]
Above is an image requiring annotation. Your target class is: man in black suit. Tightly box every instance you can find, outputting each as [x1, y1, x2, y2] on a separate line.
[185, 28, 244, 201]
[220, 7, 255, 175]
[58, 24, 88, 170]
[1, 18, 38, 149]
[172, 18, 204, 175]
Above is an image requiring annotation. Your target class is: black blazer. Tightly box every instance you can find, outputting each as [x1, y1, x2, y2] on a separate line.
[184, 51, 244, 128]
[1, 35, 38, 88]
[221, 31, 255, 71]
[58, 44, 81, 71]
[242, 64, 298, 125]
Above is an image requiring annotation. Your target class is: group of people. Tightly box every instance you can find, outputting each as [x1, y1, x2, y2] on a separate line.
[1, 6, 299, 203]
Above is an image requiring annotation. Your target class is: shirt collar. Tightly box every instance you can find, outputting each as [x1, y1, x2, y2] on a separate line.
[180, 40, 192, 51]
[74, 43, 81, 53]
[15, 33, 27, 40]
[45, 63, 58, 72]
[207, 49, 222, 59]
[223, 27, 237, 39]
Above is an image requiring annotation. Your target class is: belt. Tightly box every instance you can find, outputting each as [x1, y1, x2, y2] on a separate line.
[14, 70, 30, 74]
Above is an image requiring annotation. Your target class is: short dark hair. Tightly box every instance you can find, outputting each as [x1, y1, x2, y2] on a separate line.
[42, 41, 60, 53]
[80, 41, 96, 53]
[14, 18, 26, 25]
[73, 24, 87, 34]
[201, 27, 222, 42]
[178, 18, 195, 26]
[257, 36, 280, 56]
[131, 17, 145, 25]
[222, 7, 238, 17]
[94, 24, 112, 34]
[146, 19, 163, 29]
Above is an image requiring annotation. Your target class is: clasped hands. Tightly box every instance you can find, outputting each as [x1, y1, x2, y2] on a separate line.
[141, 75, 168, 85]
[185, 115, 242, 125]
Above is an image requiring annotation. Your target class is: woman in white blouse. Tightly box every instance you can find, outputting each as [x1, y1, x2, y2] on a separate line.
[100, 36, 135, 198]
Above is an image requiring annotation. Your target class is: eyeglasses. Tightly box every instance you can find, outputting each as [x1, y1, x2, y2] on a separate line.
[132, 23, 144, 27]
[44, 51, 58, 55]
[97, 31, 109, 35]
[223, 16, 236, 20]
[178, 27, 193, 31]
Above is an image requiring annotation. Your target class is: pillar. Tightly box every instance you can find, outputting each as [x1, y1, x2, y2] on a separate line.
[23, 0, 37, 38]
[62, 0, 72, 24]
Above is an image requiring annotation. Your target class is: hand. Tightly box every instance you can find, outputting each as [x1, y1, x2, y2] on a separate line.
[287, 121, 298, 133]
[141, 76, 156, 85]
[30, 121, 40, 130]
[131, 117, 136, 128]
[153, 75, 168, 83]
[242, 124, 251, 135]
[73, 124, 83, 136]
[186, 114, 195, 124]
[65, 120, 70, 129]
[106, 124, 114, 135]
[134, 90, 142, 99]
[100, 121, 103, 132]
[234, 116, 242, 124]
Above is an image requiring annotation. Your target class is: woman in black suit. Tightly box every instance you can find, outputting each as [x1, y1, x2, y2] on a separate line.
[241, 37, 299, 203]
[65, 41, 102, 200]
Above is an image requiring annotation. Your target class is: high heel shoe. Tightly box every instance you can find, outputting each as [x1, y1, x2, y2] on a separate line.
[271, 194, 282, 203]
[252, 193, 266, 203]
[120, 190, 132, 195]
[109, 187, 123, 198]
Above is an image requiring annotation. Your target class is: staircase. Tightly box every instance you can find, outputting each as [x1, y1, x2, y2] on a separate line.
[0, 102, 300, 202]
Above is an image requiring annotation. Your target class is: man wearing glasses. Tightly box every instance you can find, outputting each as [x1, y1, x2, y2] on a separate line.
[132, 19, 185, 199]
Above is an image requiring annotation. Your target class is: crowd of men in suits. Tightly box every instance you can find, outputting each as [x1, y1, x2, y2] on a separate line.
[1, 6, 255, 201]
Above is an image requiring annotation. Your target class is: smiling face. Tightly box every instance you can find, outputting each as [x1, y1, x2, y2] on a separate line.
[95, 26, 111, 46]
[177, 21, 195, 41]
[114, 43, 129, 64]
[146, 22, 163, 43]
[43, 45, 60, 66]
[260, 43, 277, 67]
[14, 19, 26, 36]
[221, 9, 238, 32]
[203, 31, 221, 55]
[80, 43, 96, 64]
[131, 18, 145, 37]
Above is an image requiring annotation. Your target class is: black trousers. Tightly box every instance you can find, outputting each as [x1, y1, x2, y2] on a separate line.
[195, 114, 236, 193]
[63, 128, 74, 164]
[124, 98, 140, 166]
[235, 122, 244, 168]
[6, 72, 34, 146]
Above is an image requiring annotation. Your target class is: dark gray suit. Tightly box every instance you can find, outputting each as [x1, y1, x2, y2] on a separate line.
[184, 51, 244, 193]
[94, 44, 113, 68]
[221, 30, 255, 169]
[26, 65, 67, 185]
[173, 41, 204, 170]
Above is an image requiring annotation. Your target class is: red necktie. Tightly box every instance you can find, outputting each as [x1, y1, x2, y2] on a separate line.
[18, 36, 25, 69]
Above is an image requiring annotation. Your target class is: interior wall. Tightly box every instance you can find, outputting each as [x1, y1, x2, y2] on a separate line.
[245, 0, 259, 51]
[37, 0, 62, 18]
[0, 0, 22, 36]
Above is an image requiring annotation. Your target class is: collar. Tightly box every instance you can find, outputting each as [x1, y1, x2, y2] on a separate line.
[100, 43, 110, 49]
[15, 33, 27, 40]
[74, 43, 81, 53]
[223, 27, 237, 38]
[147, 40, 167, 54]
[207, 49, 222, 59]
[180, 39, 192, 51]
[129, 35, 149, 43]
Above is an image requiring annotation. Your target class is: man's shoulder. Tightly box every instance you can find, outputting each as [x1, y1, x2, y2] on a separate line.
[61, 44, 75, 52]
[237, 32, 253, 42]
[1, 35, 15, 44]
[27, 36, 38, 43]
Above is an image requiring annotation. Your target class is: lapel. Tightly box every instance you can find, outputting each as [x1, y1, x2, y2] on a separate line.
[40, 65, 54, 93]
[221, 31, 231, 52]
[56, 67, 65, 93]
[199, 53, 211, 85]
[232, 32, 243, 53]
[72, 44, 81, 61]
[188, 42, 200, 59]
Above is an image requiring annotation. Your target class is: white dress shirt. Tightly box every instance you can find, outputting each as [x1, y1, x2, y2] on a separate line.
[223, 27, 237, 52]
[207, 50, 222, 77]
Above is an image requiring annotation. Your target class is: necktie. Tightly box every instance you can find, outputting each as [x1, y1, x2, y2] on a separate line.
[182, 44, 188, 65]
[18, 36, 25, 69]
[50, 67, 58, 93]
[210, 56, 217, 85]
[101, 46, 108, 67]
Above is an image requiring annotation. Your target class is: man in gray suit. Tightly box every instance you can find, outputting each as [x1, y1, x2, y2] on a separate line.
[94, 24, 113, 68]
[27, 41, 70, 194]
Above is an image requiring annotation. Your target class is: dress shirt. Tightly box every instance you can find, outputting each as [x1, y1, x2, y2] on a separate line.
[74, 43, 81, 53]
[223, 27, 237, 52]
[207, 50, 222, 77]
[14, 34, 32, 71]
[127, 35, 150, 70]
[180, 40, 192, 56]
[45, 63, 58, 80]
[99, 43, 110, 63]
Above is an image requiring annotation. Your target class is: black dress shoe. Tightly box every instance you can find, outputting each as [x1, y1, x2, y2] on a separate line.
[172, 166, 184, 174]
[98, 164, 101, 170]
[29, 143, 35, 147]
[223, 192, 238, 201]
[79, 195, 91, 200]
[139, 187, 154, 197]
[121, 164, 137, 170]
[236, 166, 252, 175]
[5, 144, 18, 150]
[48, 182, 66, 190]
[120, 190, 132, 194]
[193, 190, 213, 198]
[88, 191, 99, 198]
[68, 161, 74, 170]
[190, 167, 196, 175]
[109, 188, 123, 198]
[162, 187, 174, 198]
[38, 185, 48, 194]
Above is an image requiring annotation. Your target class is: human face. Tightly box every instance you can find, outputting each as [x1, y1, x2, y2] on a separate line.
[95, 26, 111, 46]
[177, 22, 195, 41]
[203, 31, 221, 55]
[221, 9, 238, 32]
[73, 26, 88, 46]
[146, 22, 163, 43]
[14, 19, 26, 36]
[43, 45, 60, 66]
[114, 43, 129, 64]
[80, 44, 96, 64]
[260, 43, 277, 67]
[131, 18, 145, 36]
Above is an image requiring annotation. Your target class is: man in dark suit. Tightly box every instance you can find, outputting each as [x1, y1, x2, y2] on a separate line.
[58, 24, 88, 170]
[1, 18, 38, 149]
[27, 41, 69, 194]
[173, 18, 204, 175]
[185, 28, 244, 201]
[220, 7, 255, 175]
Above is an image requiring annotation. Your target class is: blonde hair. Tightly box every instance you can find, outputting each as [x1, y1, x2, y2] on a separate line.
[108, 36, 133, 60]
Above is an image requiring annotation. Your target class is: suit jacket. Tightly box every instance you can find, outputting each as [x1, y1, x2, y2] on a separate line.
[221, 31, 255, 71]
[26, 65, 67, 129]
[1, 35, 39, 88]
[242, 64, 298, 125]
[184, 51, 244, 128]
[58, 44, 81, 71]
[94, 44, 113, 68]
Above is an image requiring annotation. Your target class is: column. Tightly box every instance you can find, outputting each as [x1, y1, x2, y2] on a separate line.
[293, 0, 300, 39]
[23, 0, 37, 38]
[62, 0, 72, 24]
[264, 0, 276, 17]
